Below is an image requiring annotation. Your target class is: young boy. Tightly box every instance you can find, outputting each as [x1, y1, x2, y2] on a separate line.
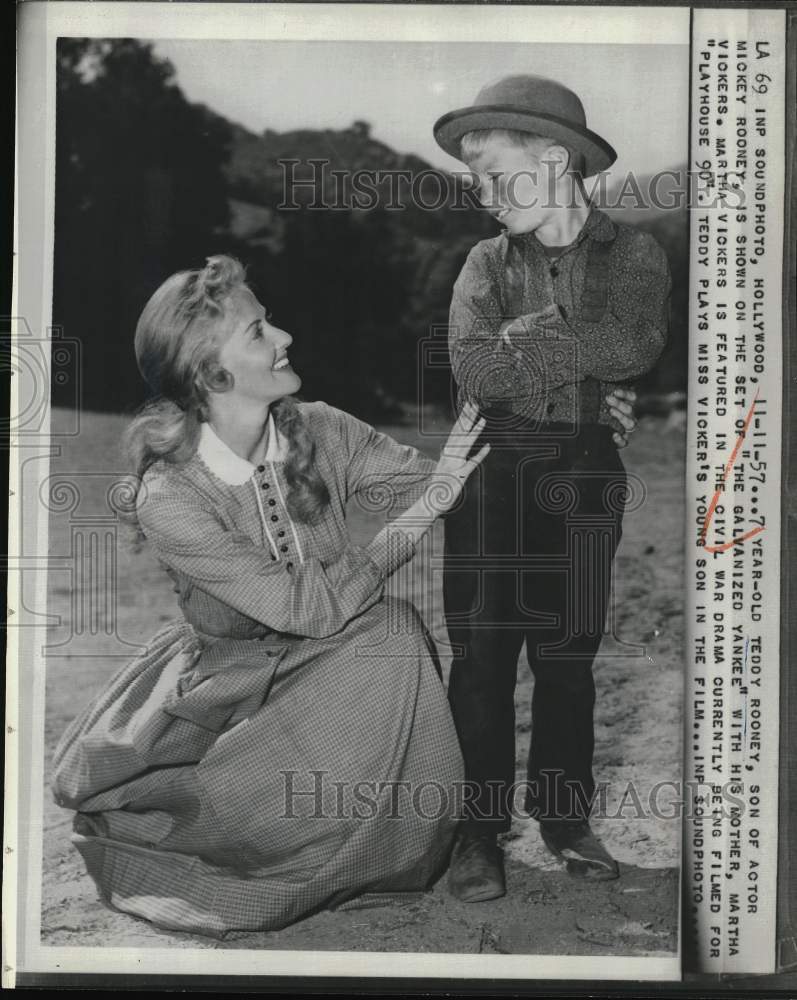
[433, 75, 671, 901]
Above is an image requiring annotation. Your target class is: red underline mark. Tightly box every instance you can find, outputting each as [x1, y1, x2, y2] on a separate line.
[698, 391, 765, 554]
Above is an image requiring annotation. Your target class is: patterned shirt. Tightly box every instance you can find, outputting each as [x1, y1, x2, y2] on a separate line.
[448, 208, 672, 430]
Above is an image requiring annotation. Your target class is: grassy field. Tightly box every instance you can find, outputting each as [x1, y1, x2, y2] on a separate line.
[40, 406, 684, 956]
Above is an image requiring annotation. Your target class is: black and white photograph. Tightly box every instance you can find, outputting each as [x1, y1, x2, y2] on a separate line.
[12, 0, 793, 986]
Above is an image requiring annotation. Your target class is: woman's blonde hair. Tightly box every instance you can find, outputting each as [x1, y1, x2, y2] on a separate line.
[124, 254, 329, 528]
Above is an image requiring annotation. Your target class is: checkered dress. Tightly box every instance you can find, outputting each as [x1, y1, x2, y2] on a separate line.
[51, 401, 464, 937]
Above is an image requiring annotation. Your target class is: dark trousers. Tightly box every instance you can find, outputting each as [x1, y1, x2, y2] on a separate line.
[443, 416, 626, 833]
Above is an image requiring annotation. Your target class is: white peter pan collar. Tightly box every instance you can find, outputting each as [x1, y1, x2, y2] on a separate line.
[197, 412, 287, 486]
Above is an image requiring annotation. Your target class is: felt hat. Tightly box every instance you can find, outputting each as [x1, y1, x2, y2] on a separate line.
[433, 74, 616, 177]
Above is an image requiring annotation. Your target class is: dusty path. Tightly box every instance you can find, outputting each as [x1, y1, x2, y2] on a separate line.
[41, 408, 684, 955]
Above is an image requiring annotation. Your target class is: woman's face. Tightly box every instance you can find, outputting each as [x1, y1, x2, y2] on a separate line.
[214, 286, 301, 404]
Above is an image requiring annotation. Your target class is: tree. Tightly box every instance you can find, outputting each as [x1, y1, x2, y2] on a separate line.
[349, 120, 371, 139]
[53, 39, 232, 411]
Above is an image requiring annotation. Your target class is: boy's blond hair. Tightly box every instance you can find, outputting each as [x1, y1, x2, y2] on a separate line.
[460, 127, 586, 177]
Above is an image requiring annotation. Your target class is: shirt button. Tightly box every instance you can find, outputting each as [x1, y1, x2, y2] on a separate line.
[271, 514, 278, 522]
[268, 498, 276, 506]
[280, 544, 288, 553]
[277, 529, 285, 538]
[261, 482, 270, 490]
[547, 402, 555, 415]
[550, 266, 559, 278]
[256, 465, 266, 473]
[286, 561, 294, 571]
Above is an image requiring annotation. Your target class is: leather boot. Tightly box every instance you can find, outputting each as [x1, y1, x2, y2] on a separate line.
[448, 829, 506, 902]
[540, 820, 619, 880]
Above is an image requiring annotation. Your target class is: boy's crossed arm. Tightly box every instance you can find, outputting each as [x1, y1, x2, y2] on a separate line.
[448, 236, 671, 406]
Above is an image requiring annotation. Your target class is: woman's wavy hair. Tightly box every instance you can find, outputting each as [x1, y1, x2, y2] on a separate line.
[124, 254, 330, 530]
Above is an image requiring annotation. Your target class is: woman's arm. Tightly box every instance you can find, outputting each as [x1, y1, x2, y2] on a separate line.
[320, 402, 437, 518]
[137, 411, 487, 640]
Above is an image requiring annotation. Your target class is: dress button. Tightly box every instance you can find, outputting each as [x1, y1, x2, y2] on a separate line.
[268, 498, 276, 506]
[271, 514, 278, 522]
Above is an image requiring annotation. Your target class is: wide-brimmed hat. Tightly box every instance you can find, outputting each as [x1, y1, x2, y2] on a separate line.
[433, 74, 616, 177]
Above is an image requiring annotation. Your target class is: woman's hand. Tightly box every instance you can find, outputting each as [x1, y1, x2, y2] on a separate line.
[424, 402, 490, 516]
[606, 387, 638, 448]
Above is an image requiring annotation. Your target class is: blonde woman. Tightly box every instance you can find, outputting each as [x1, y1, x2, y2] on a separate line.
[52, 255, 488, 936]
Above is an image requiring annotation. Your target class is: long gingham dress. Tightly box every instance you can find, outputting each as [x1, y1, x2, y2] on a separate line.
[51, 401, 464, 937]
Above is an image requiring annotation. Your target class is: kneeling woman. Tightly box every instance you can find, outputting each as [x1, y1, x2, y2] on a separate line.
[51, 255, 488, 937]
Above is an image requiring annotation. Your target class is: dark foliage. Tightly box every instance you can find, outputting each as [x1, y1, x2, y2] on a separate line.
[54, 39, 233, 412]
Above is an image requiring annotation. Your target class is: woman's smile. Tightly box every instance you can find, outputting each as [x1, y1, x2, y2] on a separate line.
[216, 287, 302, 402]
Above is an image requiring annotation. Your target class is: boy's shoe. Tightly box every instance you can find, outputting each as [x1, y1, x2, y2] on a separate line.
[448, 829, 506, 902]
[540, 820, 619, 880]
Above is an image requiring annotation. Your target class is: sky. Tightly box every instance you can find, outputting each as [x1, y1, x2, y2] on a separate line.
[152, 39, 689, 182]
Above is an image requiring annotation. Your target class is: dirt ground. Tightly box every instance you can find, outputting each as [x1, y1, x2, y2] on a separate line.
[40, 406, 684, 956]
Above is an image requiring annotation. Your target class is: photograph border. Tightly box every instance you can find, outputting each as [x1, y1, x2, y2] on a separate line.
[7, 0, 794, 991]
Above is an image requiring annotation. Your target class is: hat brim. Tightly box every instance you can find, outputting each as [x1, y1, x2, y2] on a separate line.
[433, 105, 616, 177]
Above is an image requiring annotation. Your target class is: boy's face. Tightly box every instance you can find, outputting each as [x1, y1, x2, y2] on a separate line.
[465, 137, 557, 236]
